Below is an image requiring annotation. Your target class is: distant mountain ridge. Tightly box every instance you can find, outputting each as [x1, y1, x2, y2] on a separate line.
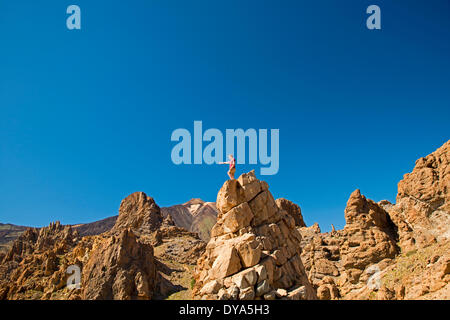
[161, 199, 218, 242]
[0, 224, 28, 252]
[0, 199, 218, 250]
[73, 216, 118, 237]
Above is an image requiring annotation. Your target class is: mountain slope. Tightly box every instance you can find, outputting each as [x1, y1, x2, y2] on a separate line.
[72, 216, 118, 237]
[161, 199, 218, 242]
[0, 199, 218, 248]
[0, 224, 28, 253]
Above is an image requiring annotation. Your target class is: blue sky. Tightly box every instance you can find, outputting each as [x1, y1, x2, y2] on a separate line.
[1, 1, 449, 231]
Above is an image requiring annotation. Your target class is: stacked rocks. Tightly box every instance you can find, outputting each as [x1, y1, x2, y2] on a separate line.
[192, 171, 317, 300]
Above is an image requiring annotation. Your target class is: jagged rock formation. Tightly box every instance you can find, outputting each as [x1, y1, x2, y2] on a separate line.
[299, 140, 450, 300]
[111, 192, 163, 235]
[161, 199, 218, 242]
[0, 140, 448, 300]
[340, 190, 398, 271]
[0, 222, 79, 299]
[299, 190, 399, 299]
[0, 199, 217, 249]
[0, 224, 28, 253]
[376, 141, 450, 299]
[193, 171, 316, 300]
[275, 198, 306, 227]
[0, 192, 205, 300]
[385, 141, 450, 251]
[1, 221, 78, 264]
[80, 229, 157, 299]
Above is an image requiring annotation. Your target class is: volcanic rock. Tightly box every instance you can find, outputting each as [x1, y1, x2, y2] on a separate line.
[387, 141, 450, 250]
[111, 192, 162, 235]
[193, 171, 317, 300]
[81, 228, 157, 299]
[276, 198, 306, 227]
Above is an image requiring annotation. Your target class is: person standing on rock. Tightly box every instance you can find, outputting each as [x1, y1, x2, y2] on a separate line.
[219, 154, 236, 179]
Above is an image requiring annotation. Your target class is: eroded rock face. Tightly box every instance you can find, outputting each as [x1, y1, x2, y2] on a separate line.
[275, 198, 306, 227]
[387, 141, 450, 250]
[0, 222, 80, 300]
[1, 222, 78, 264]
[299, 190, 399, 299]
[340, 190, 398, 271]
[111, 192, 162, 235]
[299, 140, 450, 300]
[0, 191, 202, 300]
[193, 171, 317, 300]
[81, 229, 157, 300]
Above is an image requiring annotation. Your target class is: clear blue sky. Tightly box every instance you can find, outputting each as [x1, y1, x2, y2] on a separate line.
[1, 1, 449, 231]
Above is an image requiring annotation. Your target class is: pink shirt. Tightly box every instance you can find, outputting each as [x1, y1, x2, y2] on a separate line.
[229, 158, 236, 169]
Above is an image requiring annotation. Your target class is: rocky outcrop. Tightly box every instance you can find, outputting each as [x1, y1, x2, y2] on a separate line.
[0, 191, 204, 300]
[299, 140, 449, 300]
[340, 190, 398, 271]
[0, 222, 80, 299]
[275, 198, 306, 227]
[386, 141, 449, 250]
[1, 221, 78, 264]
[1, 141, 448, 301]
[1, 198, 217, 250]
[81, 229, 157, 299]
[193, 171, 316, 300]
[111, 192, 162, 235]
[299, 189, 399, 299]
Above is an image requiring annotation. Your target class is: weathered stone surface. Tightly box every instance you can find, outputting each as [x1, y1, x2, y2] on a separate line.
[298, 141, 450, 300]
[239, 286, 255, 300]
[82, 228, 157, 300]
[216, 180, 246, 215]
[287, 286, 307, 300]
[2, 141, 449, 301]
[208, 245, 242, 280]
[0, 191, 204, 300]
[222, 203, 254, 234]
[263, 291, 276, 300]
[200, 280, 221, 295]
[256, 280, 270, 296]
[236, 239, 261, 268]
[193, 171, 317, 300]
[111, 192, 162, 235]
[387, 141, 450, 250]
[276, 198, 306, 227]
[299, 189, 399, 298]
